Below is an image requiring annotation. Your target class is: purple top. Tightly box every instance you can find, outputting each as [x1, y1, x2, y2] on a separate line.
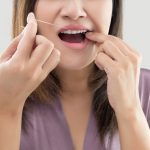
[20, 68, 150, 150]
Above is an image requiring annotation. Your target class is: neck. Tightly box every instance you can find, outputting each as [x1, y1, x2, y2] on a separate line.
[55, 63, 94, 96]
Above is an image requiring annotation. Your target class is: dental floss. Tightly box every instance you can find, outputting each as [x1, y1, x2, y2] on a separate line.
[36, 19, 61, 27]
[20, 19, 89, 32]
[21, 19, 63, 29]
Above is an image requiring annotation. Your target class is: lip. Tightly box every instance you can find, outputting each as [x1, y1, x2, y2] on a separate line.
[57, 24, 93, 33]
[57, 24, 93, 50]
[60, 38, 91, 50]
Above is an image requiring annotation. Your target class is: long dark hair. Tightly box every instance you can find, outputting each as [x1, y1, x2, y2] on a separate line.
[12, 0, 123, 146]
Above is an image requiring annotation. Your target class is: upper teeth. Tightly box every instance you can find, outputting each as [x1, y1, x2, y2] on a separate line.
[60, 30, 87, 34]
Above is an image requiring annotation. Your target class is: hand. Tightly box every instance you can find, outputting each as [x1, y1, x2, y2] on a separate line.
[0, 13, 60, 113]
[86, 32, 142, 114]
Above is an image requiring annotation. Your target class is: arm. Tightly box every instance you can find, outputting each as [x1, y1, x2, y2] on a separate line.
[85, 32, 150, 149]
[0, 110, 22, 150]
[0, 12, 60, 150]
[116, 105, 150, 150]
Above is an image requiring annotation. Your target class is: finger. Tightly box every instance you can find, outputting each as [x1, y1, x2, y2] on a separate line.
[86, 32, 127, 62]
[86, 32, 139, 57]
[0, 34, 23, 62]
[106, 35, 143, 65]
[120, 39, 142, 57]
[95, 52, 116, 74]
[42, 48, 61, 76]
[86, 32, 106, 44]
[100, 40, 125, 62]
[106, 35, 140, 57]
[14, 12, 37, 60]
[28, 35, 54, 69]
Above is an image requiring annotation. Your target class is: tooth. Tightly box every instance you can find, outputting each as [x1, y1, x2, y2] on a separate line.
[61, 30, 87, 34]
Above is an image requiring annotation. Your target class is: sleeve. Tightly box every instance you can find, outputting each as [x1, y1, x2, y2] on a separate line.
[139, 68, 150, 126]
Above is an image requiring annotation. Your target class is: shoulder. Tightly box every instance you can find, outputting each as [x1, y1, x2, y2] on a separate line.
[139, 67, 150, 125]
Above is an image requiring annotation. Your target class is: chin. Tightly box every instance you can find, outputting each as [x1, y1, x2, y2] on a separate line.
[56, 59, 95, 71]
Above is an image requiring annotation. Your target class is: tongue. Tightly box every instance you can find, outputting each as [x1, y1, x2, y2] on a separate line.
[58, 33, 85, 43]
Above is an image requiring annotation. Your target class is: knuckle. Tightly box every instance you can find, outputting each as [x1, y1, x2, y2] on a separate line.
[48, 41, 54, 49]
[94, 56, 98, 63]
[11, 63, 25, 73]
[123, 61, 132, 71]
[55, 49, 61, 57]
[36, 35, 54, 49]
[36, 34, 43, 39]
[137, 53, 143, 62]
[131, 55, 142, 65]
[41, 43, 53, 52]
[107, 35, 116, 41]
[42, 41, 54, 51]
[40, 72, 48, 82]
[96, 52, 101, 59]
[95, 54, 102, 64]
[25, 68, 41, 81]
[32, 72, 40, 82]
[41, 36, 54, 48]
[38, 69, 49, 83]
[94, 58, 99, 66]
[130, 49, 142, 62]
[103, 40, 111, 46]
[102, 40, 113, 50]
[27, 33, 35, 41]
[42, 43, 50, 50]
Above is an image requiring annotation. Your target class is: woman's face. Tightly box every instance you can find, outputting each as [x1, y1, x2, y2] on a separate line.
[34, 0, 113, 70]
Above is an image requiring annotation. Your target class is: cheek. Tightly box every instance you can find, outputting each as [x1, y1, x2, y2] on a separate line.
[34, 2, 46, 19]
[34, 1, 59, 35]
[86, 2, 113, 33]
[34, 1, 59, 22]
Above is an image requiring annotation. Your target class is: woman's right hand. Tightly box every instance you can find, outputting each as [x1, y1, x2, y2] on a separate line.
[0, 13, 60, 114]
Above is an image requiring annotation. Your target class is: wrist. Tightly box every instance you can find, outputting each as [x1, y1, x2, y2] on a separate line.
[114, 97, 142, 119]
[115, 104, 144, 123]
[0, 104, 24, 118]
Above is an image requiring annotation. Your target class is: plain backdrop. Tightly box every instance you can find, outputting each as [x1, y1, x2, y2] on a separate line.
[0, 0, 150, 69]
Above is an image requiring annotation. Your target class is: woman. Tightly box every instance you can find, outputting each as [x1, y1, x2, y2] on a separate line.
[0, 0, 150, 149]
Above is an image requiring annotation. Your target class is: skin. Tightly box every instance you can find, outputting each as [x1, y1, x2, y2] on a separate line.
[0, 14, 60, 150]
[34, 0, 150, 149]
[34, 0, 113, 149]
[35, 0, 112, 71]
[0, 0, 150, 150]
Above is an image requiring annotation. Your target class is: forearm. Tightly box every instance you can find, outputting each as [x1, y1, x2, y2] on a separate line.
[0, 111, 22, 150]
[115, 106, 150, 150]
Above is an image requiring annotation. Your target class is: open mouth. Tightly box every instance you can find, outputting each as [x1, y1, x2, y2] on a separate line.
[58, 30, 90, 43]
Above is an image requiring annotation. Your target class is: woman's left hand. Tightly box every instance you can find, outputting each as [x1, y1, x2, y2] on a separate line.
[86, 32, 142, 115]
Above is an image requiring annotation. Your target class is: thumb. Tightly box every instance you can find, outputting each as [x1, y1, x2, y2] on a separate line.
[0, 33, 23, 62]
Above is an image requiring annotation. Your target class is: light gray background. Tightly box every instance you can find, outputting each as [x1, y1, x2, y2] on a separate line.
[0, 1, 150, 69]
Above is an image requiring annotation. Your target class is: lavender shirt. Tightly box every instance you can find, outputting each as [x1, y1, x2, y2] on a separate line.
[20, 68, 150, 150]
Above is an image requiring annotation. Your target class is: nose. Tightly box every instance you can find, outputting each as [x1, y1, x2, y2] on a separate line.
[60, 0, 87, 20]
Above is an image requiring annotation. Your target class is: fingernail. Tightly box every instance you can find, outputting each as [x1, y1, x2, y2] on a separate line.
[27, 12, 35, 24]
